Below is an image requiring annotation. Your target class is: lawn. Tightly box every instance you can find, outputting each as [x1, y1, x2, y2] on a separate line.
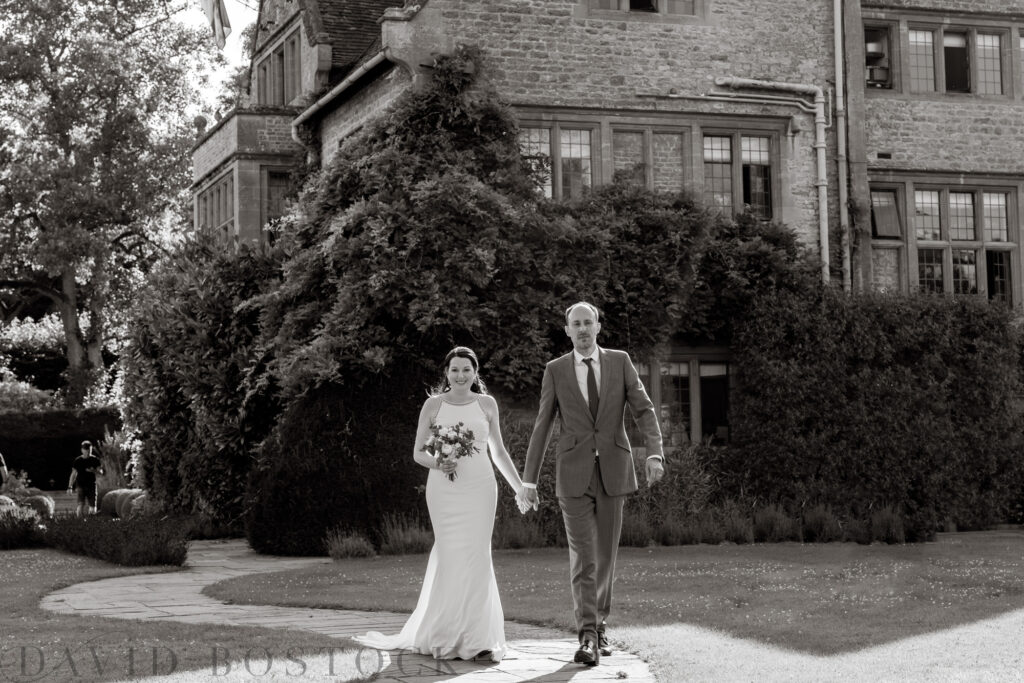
[0, 549, 374, 682]
[204, 530, 1024, 656]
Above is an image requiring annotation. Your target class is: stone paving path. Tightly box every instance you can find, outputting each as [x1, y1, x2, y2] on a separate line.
[41, 539, 656, 682]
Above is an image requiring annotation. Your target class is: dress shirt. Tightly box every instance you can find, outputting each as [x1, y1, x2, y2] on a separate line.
[573, 348, 601, 405]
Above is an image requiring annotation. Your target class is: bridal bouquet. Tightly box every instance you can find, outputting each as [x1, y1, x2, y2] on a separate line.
[422, 421, 478, 481]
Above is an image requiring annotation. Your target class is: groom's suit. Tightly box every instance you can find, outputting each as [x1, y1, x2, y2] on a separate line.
[524, 347, 663, 644]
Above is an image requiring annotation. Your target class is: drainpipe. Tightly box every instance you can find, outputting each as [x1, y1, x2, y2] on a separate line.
[835, 0, 851, 293]
[290, 50, 390, 145]
[715, 76, 831, 287]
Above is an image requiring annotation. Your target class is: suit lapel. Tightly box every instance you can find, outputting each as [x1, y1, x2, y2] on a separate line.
[596, 348, 612, 422]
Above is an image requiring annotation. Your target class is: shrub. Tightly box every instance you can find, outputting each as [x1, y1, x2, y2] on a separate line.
[0, 506, 43, 549]
[729, 288, 1024, 540]
[870, 506, 906, 544]
[379, 514, 433, 555]
[802, 504, 843, 543]
[115, 490, 145, 519]
[493, 513, 547, 550]
[655, 514, 702, 546]
[0, 494, 15, 507]
[326, 528, 376, 559]
[719, 501, 754, 544]
[844, 519, 872, 545]
[620, 510, 654, 547]
[753, 504, 800, 543]
[19, 494, 55, 520]
[44, 514, 189, 565]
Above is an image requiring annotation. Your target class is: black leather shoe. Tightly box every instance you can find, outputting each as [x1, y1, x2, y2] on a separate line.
[597, 630, 611, 657]
[574, 639, 599, 666]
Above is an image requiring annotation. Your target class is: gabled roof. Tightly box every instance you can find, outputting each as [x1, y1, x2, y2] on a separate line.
[303, 0, 405, 77]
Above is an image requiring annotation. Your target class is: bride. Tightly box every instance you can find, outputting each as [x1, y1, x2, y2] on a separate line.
[355, 346, 525, 662]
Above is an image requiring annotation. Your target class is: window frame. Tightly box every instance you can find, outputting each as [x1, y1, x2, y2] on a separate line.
[517, 120, 601, 199]
[576, 0, 710, 23]
[610, 124, 690, 193]
[255, 27, 303, 106]
[902, 23, 1011, 97]
[864, 22, 899, 90]
[701, 129, 779, 220]
[197, 170, 236, 245]
[260, 166, 293, 230]
[907, 183, 1018, 300]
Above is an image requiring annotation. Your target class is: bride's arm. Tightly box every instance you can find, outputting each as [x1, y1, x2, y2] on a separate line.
[412, 396, 442, 470]
[482, 395, 524, 493]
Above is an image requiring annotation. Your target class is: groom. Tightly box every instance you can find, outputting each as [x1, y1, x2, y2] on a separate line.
[520, 301, 664, 666]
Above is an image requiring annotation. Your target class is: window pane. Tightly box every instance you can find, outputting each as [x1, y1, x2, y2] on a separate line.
[659, 362, 691, 455]
[949, 192, 975, 240]
[987, 251, 1011, 303]
[703, 136, 732, 212]
[977, 33, 1002, 95]
[652, 132, 685, 193]
[560, 129, 593, 198]
[918, 248, 944, 293]
[699, 362, 729, 443]
[612, 130, 645, 186]
[914, 190, 941, 240]
[865, 26, 892, 88]
[870, 190, 901, 238]
[952, 250, 977, 294]
[519, 127, 552, 198]
[272, 48, 286, 105]
[909, 30, 936, 92]
[983, 193, 1008, 242]
[872, 248, 901, 292]
[944, 32, 970, 93]
[741, 136, 771, 219]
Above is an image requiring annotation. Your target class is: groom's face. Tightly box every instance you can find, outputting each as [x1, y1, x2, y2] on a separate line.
[565, 305, 600, 354]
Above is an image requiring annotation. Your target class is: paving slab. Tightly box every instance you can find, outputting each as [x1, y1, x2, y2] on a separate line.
[41, 539, 657, 683]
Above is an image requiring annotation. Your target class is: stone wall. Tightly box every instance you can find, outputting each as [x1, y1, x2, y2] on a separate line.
[319, 66, 413, 166]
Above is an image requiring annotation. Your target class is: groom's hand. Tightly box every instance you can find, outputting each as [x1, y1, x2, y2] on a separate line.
[520, 486, 539, 512]
[645, 457, 665, 487]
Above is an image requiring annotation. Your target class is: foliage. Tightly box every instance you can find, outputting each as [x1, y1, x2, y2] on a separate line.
[802, 504, 843, 543]
[325, 528, 376, 559]
[44, 514, 189, 565]
[19, 494, 55, 520]
[0, 0, 222, 405]
[122, 236, 281, 524]
[0, 367, 52, 411]
[379, 514, 433, 555]
[0, 506, 43, 549]
[753, 504, 801, 543]
[95, 427, 138, 491]
[0, 314, 66, 390]
[0, 468, 41, 500]
[728, 287, 1024, 540]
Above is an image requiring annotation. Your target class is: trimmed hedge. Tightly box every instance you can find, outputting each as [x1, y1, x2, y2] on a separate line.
[727, 287, 1024, 540]
[44, 514, 190, 566]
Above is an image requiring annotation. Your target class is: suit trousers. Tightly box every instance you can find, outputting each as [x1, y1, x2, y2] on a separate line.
[558, 459, 625, 643]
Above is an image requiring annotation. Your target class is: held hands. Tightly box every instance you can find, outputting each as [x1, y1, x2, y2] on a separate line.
[516, 486, 539, 514]
[645, 457, 665, 487]
[438, 458, 458, 477]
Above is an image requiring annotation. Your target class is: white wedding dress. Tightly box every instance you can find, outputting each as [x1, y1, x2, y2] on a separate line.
[355, 398, 507, 661]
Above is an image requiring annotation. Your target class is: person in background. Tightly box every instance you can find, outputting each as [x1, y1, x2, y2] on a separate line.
[68, 441, 102, 516]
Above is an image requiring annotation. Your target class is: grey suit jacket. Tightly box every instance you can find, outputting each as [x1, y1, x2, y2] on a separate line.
[524, 348, 663, 498]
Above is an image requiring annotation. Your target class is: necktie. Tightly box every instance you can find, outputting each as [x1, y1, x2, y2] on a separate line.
[583, 358, 599, 420]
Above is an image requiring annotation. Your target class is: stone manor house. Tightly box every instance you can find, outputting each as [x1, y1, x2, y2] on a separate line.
[191, 0, 1024, 450]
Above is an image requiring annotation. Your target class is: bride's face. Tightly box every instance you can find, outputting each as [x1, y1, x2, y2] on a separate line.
[447, 357, 477, 390]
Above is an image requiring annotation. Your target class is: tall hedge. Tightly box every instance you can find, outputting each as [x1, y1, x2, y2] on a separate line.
[728, 287, 1024, 539]
[122, 237, 280, 524]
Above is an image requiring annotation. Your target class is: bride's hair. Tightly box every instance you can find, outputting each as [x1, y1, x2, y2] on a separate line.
[432, 346, 488, 396]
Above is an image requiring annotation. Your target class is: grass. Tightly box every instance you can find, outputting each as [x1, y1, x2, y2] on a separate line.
[204, 530, 1024, 656]
[0, 549, 375, 682]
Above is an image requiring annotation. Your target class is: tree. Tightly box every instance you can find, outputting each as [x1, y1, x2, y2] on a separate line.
[0, 0, 221, 404]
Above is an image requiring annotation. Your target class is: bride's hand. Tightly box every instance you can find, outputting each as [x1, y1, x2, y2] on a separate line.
[439, 458, 457, 476]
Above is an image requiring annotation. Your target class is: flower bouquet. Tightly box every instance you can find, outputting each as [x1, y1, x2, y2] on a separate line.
[422, 421, 478, 481]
